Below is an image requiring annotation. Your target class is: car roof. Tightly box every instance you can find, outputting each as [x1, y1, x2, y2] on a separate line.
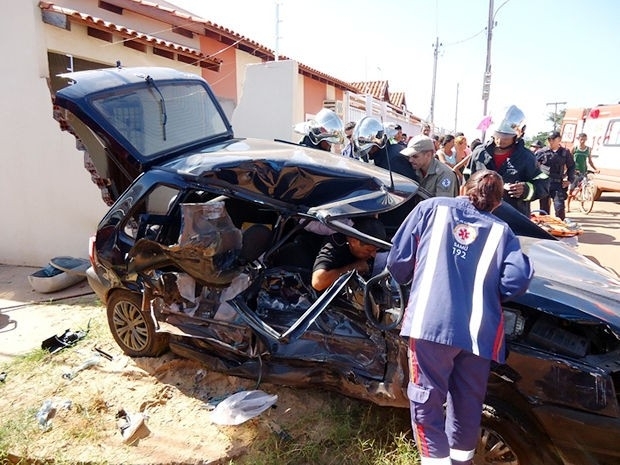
[55, 66, 206, 99]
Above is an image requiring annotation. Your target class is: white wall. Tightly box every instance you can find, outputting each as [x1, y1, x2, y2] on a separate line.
[0, 0, 207, 266]
[231, 60, 299, 143]
[0, 1, 108, 266]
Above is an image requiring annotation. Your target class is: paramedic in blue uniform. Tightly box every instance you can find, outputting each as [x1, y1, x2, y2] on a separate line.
[386, 170, 533, 465]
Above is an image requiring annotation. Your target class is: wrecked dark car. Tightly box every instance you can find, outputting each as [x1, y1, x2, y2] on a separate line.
[53, 66, 620, 465]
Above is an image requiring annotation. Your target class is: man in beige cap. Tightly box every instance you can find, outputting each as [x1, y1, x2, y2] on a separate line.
[401, 135, 459, 197]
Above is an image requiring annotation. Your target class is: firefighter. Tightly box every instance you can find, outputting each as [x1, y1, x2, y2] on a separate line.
[466, 105, 548, 216]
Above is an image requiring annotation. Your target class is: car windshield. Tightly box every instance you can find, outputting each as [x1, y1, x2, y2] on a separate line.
[91, 81, 228, 158]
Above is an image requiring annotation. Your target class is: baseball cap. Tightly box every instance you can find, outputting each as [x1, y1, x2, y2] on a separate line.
[531, 140, 543, 148]
[547, 131, 561, 140]
[400, 135, 435, 157]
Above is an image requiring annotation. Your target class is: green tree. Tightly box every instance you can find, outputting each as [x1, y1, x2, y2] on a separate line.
[528, 131, 549, 150]
[546, 108, 566, 131]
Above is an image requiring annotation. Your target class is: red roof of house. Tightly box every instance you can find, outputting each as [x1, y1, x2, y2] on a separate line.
[39, 1, 222, 70]
[67, 0, 358, 91]
[351, 81, 391, 101]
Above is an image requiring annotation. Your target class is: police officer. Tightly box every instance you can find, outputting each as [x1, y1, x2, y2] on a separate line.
[536, 131, 576, 220]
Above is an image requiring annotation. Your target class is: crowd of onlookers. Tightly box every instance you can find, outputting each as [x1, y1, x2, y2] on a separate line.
[336, 119, 484, 198]
[299, 105, 597, 222]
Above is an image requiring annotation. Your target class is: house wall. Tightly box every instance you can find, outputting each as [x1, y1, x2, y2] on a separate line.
[303, 76, 328, 117]
[231, 60, 299, 143]
[199, 35, 247, 119]
[0, 1, 107, 266]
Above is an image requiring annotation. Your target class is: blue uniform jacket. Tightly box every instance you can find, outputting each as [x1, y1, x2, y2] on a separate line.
[387, 197, 533, 363]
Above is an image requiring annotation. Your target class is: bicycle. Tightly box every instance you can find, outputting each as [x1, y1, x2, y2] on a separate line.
[567, 170, 596, 214]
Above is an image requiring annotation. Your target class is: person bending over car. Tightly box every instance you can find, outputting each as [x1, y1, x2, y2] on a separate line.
[311, 217, 386, 292]
[387, 170, 533, 465]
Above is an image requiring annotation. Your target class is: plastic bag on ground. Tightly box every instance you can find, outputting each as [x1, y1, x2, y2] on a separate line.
[210, 390, 278, 425]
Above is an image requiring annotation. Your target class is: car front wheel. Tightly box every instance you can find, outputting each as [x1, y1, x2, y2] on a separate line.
[106, 290, 169, 357]
[475, 402, 562, 465]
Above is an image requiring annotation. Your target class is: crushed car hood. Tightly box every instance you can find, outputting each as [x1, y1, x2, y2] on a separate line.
[518, 236, 620, 328]
[162, 138, 419, 218]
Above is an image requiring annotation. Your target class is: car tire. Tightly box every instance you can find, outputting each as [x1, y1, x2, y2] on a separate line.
[475, 401, 562, 465]
[106, 290, 169, 357]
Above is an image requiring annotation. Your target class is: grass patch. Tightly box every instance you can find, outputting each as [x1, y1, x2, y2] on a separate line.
[0, 302, 110, 462]
[2, 298, 420, 464]
[231, 392, 419, 465]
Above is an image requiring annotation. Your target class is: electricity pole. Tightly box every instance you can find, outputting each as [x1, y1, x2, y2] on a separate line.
[274, 1, 282, 61]
[481, 0, 511, 140]
[546, 101, 567, 131]
[429, 37, 442, 125]
[454, 82, 460, 132]
[481, 0, 494, 141]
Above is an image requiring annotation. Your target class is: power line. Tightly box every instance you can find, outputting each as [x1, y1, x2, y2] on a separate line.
[443, 28, 486, 47]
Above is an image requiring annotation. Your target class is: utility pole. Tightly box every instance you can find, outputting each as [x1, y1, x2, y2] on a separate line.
[454, 82, 460, 132]
[274, 1, 282, 61]
[481, 0, 511, 140]
[481, 0, 494, 141]
[546, 101, 567, 131]
[429, 37, 442, 125]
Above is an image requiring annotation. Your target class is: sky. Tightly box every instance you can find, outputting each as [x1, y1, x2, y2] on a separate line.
[170, 0, 620, 140]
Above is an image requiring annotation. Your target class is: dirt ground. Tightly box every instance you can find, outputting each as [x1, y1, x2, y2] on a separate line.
[0, 296, 361, 465]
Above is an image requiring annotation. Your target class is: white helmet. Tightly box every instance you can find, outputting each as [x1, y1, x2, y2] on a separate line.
[494, 105, 525, 136]
[292, 108, 344, 145]
[307, 108, 344, 145]
[353, 117, 387, 155]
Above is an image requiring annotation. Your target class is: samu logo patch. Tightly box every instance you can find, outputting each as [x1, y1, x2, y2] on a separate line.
[453, 223, 477, 245]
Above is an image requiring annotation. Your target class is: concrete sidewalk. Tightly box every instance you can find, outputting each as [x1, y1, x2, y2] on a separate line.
[0, 265, 98, 364]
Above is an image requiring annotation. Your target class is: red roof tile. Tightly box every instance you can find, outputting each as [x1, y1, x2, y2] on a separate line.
[39, 1, 222, 70]
[99, 0, 358, 91]
[351, 81, 390, 101]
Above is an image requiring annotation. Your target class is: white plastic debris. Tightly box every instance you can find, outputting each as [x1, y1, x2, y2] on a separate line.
[210, 390, 278, 425]
[35, 398, 72, 431]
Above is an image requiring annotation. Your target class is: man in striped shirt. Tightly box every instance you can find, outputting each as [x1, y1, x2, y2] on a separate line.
[387, 170, 533, 465]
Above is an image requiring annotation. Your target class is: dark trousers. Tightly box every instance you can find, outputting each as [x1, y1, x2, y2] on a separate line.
[407, 338, 490, 464]
[539, 182, 567, 220]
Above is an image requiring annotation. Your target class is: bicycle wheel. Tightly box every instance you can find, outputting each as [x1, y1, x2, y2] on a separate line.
[580, 182, 595, 214]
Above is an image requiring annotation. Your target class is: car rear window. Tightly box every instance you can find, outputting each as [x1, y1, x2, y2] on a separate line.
[92, 82, 228, 158]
